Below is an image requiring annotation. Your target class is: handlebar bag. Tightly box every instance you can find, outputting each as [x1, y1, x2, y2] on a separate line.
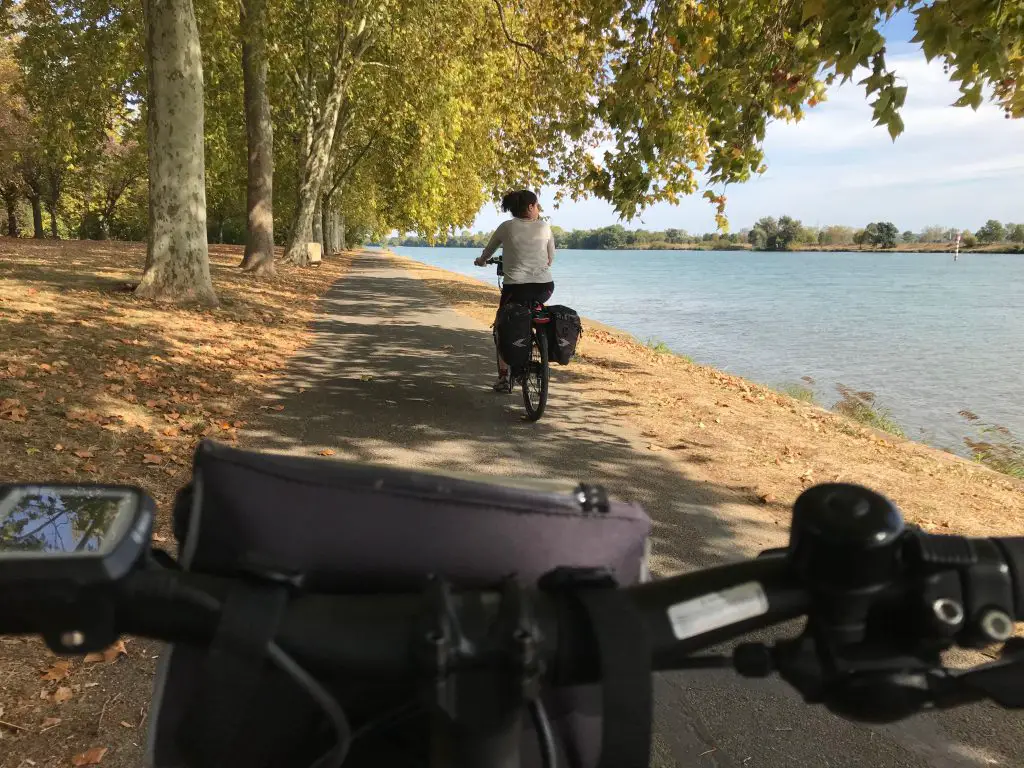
[148, 439, 650, 768]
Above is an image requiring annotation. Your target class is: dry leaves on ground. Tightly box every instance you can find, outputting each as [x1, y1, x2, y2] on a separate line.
[53, 687, 73, 703]
[0, 240, 356, 768]
[72, 747, 108, 766]
[84, 640, 127, 664]
[0, 241, 354, 514]
[40, 661, 71, 681]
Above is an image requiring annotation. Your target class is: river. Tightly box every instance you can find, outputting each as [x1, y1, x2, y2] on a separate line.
[391, 246, 1024, 455]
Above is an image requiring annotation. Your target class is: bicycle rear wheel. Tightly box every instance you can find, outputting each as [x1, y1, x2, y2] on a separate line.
[522, 329, 549, 421]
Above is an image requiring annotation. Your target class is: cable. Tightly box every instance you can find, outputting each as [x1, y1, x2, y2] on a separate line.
[350, 701, 420, 740]
[528, 698, 558, 768]
[267, 641, 353, 768]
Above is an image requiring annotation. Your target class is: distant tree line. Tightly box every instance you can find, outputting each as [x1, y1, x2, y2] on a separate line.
[391, 218, 1024, 252]
[391, 224, 746, 250]
[747, 217, 1024, 251]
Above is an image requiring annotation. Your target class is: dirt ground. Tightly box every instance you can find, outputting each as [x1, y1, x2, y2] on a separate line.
[1, 240, 1021, 767]
[393, 250, 1024, 539]
[0, 239, 352, 768]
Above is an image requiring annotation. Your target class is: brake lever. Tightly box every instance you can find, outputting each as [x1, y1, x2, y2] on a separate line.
[736, 634, 1024, 722]
[940, 638, 1024, 709]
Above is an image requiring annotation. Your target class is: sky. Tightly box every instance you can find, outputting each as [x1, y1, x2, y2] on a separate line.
[470, 12, 1024, 235]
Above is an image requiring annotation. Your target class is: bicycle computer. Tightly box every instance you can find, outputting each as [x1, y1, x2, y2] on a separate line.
[0, 484, 153, 585]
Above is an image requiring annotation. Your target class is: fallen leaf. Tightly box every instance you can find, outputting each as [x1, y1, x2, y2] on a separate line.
[270, 404, 285, 411]
[73, 449, 94, 459]
[161, 426, 180, 437]
[82, 463, 99, 473]
[317, 448, 336, 456]
[142, 454, 164, 465]
[53, 686, 73, 703]
[41, 717, 62, 729]
[54, 443, 64, 452]
[119, 721, 133, 729]
[151, 533, 168, 543]
[759, 493, 776, 505]
[84, 639, 126, 664]
[41, 661, 72, 681]
[72, 747, 108, 766]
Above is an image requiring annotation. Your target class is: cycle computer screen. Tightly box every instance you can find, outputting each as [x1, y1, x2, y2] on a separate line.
[0, 485, 151, 584]
[0, 487, 138, 557]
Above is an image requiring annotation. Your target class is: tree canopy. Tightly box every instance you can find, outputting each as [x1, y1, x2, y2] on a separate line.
[1, 0, 1021, 298]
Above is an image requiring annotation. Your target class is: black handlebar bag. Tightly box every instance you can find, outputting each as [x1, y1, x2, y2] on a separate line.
[147, 440, 650, 768]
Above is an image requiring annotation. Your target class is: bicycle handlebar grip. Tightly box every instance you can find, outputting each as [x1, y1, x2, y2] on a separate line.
[995, 537, 1024, 620]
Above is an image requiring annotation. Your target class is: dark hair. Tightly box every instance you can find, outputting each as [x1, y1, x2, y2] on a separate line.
[500, 190, 539, 219]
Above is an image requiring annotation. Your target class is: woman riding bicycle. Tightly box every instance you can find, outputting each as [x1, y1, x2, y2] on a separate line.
[474, 189, 555, 392]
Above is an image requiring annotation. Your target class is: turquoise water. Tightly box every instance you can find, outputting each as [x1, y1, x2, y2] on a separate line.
[391, 246, 1024, 454]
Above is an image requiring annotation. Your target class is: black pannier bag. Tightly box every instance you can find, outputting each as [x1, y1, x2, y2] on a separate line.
[496, 301, 533, 368]
[544, 305, 583, 365]
[148, 440, 650, 768]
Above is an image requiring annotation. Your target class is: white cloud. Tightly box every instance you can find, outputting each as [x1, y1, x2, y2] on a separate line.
[473, 50, 1024, 234]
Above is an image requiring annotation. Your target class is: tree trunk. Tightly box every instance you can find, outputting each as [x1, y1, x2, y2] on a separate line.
[136, 0, 216, 305]
[283, 30, 369, 266]
[2, 188, 18, 237]
[46, 201, 59, 239]
[321, 201, 332, 254]
[239, 0, 275, 276]
[337, 212, 346, 252]
[28, 195, 43, 238]
[312, 196, 323, 246]
[45, 169, 61, 239]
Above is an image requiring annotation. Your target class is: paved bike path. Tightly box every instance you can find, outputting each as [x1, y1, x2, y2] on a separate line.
[238, 252, 1017, 768]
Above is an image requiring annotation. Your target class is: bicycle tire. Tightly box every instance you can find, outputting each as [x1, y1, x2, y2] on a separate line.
[522, 328, 549, 421]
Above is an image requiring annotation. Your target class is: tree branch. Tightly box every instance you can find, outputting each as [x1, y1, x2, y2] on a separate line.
[492, 0, 544, 57]
[330, 130, 378, 198]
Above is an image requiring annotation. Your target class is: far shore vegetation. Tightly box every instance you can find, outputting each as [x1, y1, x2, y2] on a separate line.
[391, 218, 1024, 254]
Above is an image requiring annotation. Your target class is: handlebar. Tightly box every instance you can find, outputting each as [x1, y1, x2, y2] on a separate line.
[3, 483, 1024, 767]
[7, 517, 1022, 714]
[102, 553, 805, 682]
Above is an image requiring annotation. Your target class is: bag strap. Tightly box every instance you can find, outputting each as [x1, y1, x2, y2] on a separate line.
[541, 568, 652, 768]
[180, 579, 290, 768]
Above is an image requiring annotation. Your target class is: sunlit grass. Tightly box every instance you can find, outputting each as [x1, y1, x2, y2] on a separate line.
[775, 382, 818, 404]
[960, 411, 1024, 479]
[832, 384, 905, 438]
[644, 337, 693, 363]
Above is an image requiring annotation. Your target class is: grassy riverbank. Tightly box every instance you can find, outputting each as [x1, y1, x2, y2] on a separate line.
[390, 249, 1024, 539]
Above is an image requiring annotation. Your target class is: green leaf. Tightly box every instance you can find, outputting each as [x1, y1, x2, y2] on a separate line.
[801, 0, 825, 23]
[886, 113, 905, 141]
[891, 85, 908, 110]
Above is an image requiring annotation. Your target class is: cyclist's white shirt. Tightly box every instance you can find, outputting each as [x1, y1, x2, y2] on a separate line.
[481, 218, 555, 284]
